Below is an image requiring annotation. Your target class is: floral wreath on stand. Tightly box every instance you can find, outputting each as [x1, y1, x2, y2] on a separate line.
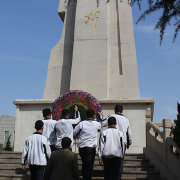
[52, 90, 103, 121]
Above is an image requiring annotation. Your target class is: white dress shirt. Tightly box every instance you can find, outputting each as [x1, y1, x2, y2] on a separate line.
[73, 120, 101, 148]
[101, 114, 132, 145]
[42, 119, 57, 145]
[55, 111, 80, 148]
[98, 127, 125, 159]
[21, 132, 51, 165]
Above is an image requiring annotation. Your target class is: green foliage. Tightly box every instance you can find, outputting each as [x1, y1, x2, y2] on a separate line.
[172, 103, 180, 148]
[132, 0, 180, 44]
[4, 135, 12, 151]
[107, 0, 180, 44]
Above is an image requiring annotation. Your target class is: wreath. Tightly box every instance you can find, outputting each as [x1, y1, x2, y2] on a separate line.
[52, 90, 103, 120]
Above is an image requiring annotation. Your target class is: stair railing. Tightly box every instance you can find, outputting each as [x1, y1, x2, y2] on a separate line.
[145, 119, 180, 180]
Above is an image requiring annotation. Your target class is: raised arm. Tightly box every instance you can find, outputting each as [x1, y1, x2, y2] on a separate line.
[101, 115, 110, 127]
[73, 122, 82, 137]
[68, 105, 81, 124]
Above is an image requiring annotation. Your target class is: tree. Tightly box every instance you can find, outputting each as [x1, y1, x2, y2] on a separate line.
[4, 135, 12, 151]
[172, 103, 180, 149]
[107, 0, 179, 44]
[132, 0, 180, 44]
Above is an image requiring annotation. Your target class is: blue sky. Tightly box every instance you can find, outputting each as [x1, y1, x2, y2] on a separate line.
[0, 0, 179, 122]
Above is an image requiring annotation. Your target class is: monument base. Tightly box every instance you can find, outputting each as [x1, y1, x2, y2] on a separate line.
[13, 98, 154, 153]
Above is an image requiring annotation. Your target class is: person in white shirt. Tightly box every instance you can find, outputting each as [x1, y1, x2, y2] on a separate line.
[42, 108, 57, 151]
[101, 105, 132, 149]
[55, 105, 81, 149]
[73, 109, 101, 180]
[98, 117, 125, 180]
[21, 120, 51, 180]
[101, 104, 132, 178]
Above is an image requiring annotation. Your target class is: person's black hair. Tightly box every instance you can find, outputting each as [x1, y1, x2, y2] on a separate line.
[115, 105, 123, 113]
[61, 137, 72, 149]
[108, 117, 116, 126]
[61, 109, 69, 118]
[35, 120, 44, 130]
[86, 109, 95, 118]
[42, 108, 51, 118]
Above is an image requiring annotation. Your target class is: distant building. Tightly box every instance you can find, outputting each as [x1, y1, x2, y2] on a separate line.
[0, 115, 15, 150]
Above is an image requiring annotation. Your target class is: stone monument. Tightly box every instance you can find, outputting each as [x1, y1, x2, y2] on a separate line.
[44, 0, 140, 99]
[14, 0, 154, 153]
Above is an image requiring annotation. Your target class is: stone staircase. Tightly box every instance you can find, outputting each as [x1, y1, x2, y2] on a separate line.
[0, 151, 163, 180]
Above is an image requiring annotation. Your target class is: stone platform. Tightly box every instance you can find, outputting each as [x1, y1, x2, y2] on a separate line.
[13, 98, 154, 153]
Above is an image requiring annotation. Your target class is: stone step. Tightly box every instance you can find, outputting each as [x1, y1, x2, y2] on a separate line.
[89, 178, 162, 180]
[0, 174, 162, 180]
[0, 164, 154, 172]
[81, 168, 160, 178]
[82, 166, 155, 172]
[123, 160, 150, 166]
[0, 155, 148, 162]
[0, 152, 21, 157]
[0, 174, 30, 180]
[0, 163, 154, 170]
[80, 160, 151, 167]
[0, 152, 162, 179]
[0, 168, 160, 178]
[0, 160, 149, 167]
[91, 177, 163, 180]
[0, 158, 150, 166]
[77, 154, 145, 159]
[0, 152, 145, 159]
[0, 156, 147, 160]
[0, 159, 21, 164]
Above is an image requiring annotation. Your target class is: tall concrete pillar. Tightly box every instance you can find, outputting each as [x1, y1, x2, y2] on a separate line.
[43, 1, 76, 99]
[44, 0, 140, 99]
[70, 0, 140, 99]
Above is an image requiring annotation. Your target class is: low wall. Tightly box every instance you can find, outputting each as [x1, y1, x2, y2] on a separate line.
[144, 120, 180, 180]
[13, 98, 154, 153]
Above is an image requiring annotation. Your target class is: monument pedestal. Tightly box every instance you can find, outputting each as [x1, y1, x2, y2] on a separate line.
[14, 98, 154, 153]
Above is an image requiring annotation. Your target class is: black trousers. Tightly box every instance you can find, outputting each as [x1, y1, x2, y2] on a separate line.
[102, 157, 123, 180]
[29, 165, 45, 180]
[50, 145, 57, 152]
[79, 147, 96, 180]
[119, 156, 124, 178]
